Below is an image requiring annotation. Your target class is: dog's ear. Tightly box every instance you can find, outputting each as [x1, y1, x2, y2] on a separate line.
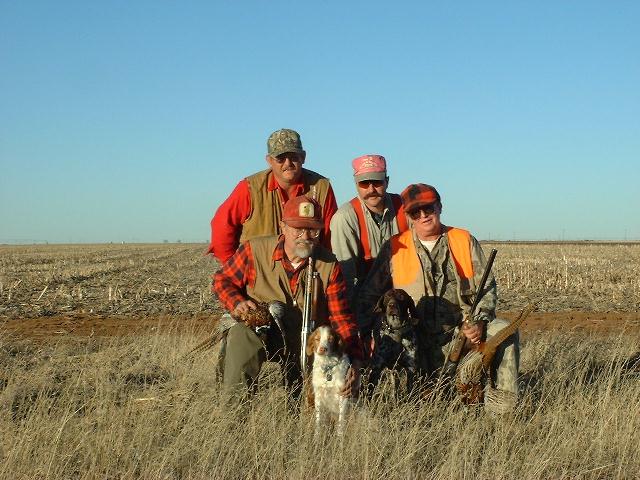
[373, 292, 387, 314]
[306, 330, 318, 356]
[401, 291, 419, 325]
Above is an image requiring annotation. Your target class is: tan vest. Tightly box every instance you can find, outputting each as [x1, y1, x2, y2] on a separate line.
[246, 236, 336, 351]
[239, 168, 332, 244]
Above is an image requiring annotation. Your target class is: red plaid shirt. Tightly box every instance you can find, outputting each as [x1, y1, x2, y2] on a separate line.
[213, 236, 363, 360]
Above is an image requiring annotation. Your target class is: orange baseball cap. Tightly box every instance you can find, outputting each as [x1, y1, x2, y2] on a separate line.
[281, 195, 323, 229]
[400, 184, 441, 212]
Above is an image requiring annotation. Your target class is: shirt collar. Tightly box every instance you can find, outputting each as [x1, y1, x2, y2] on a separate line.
[273, 235, 286, 261]
[359, 193, 392, 218]
[272, 235, 309, 271]
[268, 170, 305, 195]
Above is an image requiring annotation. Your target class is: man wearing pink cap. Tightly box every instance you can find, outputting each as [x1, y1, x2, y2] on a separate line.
[329, 154, 408, 309]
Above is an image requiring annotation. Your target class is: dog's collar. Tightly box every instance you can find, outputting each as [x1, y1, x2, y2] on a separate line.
[381, 323, 414, 337]
[320, 357, 342, 381]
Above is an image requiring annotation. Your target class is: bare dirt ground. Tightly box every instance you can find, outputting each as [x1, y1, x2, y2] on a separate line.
[1, 242, 639, 341]
[3, 310, 640, 341]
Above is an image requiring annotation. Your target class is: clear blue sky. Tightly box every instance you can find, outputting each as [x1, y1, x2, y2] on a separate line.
[1, 1, 638, 243]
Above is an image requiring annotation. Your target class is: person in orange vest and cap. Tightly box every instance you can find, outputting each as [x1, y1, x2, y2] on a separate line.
[329, 154, 408, 311]
[357, 183, 520, 414]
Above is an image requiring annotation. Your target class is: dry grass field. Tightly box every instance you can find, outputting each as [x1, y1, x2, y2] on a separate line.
[1, 242, 640, 479]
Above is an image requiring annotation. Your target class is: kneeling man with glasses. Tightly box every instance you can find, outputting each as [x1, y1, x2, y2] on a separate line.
[213, 195, 363, 402]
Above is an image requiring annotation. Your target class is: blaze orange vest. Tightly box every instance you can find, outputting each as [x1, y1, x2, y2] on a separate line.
[349, 193, 408, 274]
[390, 227, 473, 289]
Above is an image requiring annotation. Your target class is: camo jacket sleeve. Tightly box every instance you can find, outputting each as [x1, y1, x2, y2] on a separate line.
[355, 240, 393, 335]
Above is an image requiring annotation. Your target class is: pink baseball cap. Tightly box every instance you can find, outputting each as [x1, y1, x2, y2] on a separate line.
[352, 154, 387, 182]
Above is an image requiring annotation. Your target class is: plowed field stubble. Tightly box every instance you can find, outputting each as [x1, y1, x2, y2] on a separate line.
[1, 242, 640, 478]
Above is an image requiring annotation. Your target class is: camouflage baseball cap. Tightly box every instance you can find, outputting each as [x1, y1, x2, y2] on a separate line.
[267, 128, 305, 157]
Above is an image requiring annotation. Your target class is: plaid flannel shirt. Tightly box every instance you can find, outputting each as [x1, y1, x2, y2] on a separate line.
[213, 236, 363, 360]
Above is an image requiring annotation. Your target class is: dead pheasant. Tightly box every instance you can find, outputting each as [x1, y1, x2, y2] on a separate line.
[455, 303, 536, 404]
[186, 301, 287, 357]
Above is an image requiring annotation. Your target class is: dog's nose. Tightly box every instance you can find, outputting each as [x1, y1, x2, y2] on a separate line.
[317, 346, 327, 355]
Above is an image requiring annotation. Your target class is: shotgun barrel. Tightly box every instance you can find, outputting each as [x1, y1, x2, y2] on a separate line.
[300, 255, 316, 373]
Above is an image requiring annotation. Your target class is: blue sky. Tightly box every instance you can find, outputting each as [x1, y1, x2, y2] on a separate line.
[1, 1, 638, 243]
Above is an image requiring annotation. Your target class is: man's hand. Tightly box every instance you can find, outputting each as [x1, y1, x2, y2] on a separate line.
[339, 358, 363, 398]
[461, 321, 484, 345]
[232, 300, 257, 317]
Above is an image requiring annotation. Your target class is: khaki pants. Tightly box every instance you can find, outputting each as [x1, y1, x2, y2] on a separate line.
[220, 321, 302, 399]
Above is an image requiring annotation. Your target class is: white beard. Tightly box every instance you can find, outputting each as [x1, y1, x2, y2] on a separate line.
[295, 241, 314, 259]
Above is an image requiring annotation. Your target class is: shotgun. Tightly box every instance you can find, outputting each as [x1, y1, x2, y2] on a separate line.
[441, 248, 498, 380]
[300, 255, 317, 373]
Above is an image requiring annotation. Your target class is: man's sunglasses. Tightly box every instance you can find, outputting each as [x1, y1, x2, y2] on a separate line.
[357, 179, 385, 189]
[408, 204, 438, 220]
[273, 153, 303, 164]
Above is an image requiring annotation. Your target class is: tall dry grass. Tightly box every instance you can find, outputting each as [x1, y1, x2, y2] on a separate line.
[1, 321, 639, 479]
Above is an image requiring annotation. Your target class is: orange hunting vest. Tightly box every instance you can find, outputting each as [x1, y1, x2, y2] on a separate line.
[349, 194, 408, 274]
[390, 227, 473, 292]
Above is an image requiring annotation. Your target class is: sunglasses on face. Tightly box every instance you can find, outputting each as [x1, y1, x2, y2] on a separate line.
[357, 179, 385, 189]
[408, 204, 438, 220]
[273, 153, 303, 164]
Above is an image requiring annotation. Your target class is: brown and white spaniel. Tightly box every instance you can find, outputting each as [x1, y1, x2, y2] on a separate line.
[306, 325, 355, 436]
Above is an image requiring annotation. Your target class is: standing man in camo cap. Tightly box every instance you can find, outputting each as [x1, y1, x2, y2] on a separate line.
[330, 154, 408, 310]
[208, 128, 338, 263]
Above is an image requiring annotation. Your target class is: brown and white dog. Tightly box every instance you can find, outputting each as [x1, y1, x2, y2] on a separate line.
[306, 325, 355, 435]
[369, 289, 421, 394]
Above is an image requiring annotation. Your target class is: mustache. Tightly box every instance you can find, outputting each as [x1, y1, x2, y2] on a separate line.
[364, 193, 381, 200]
[295, 240, 314, 248]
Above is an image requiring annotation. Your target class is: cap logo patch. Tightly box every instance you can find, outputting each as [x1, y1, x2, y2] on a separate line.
[298, 202, 314, 218]
[360, 156, 378, 169]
